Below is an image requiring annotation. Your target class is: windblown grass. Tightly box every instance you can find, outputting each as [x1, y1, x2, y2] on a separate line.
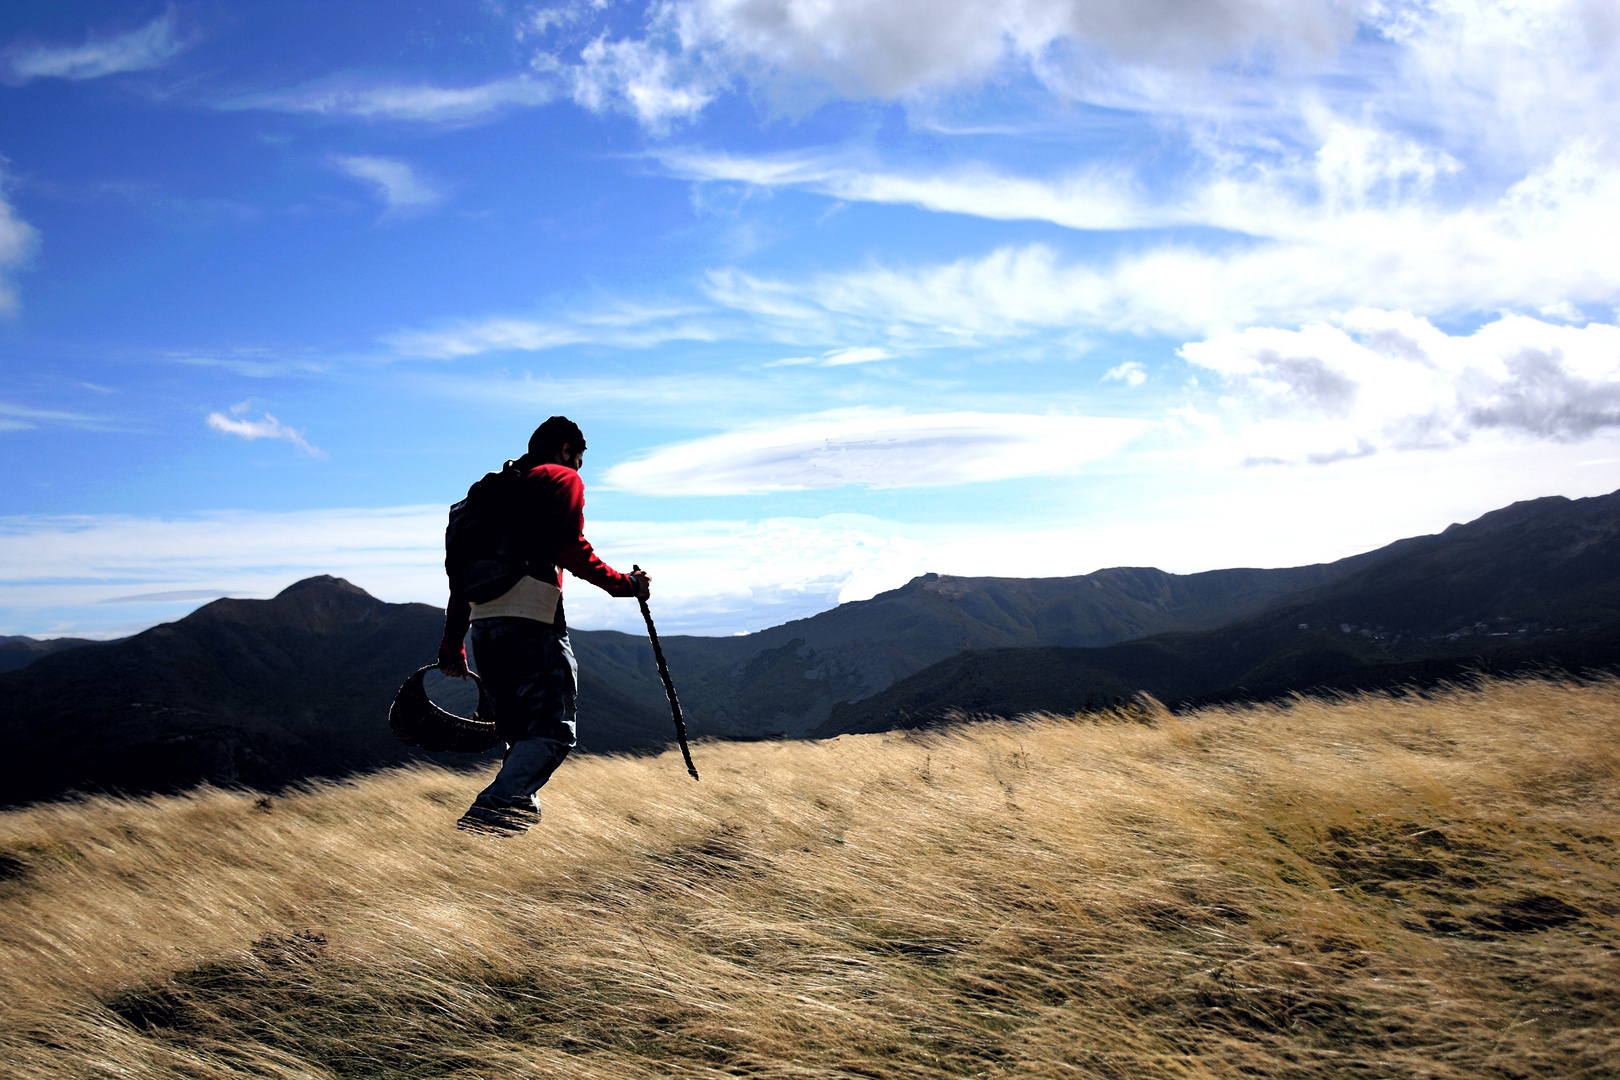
[2, 676, 1618, 1078]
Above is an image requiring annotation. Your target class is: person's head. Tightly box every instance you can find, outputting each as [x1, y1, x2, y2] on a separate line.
[527, 415, 586, 469]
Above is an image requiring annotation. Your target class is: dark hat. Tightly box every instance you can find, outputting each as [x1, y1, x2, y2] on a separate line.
[389, 665, 500, 753]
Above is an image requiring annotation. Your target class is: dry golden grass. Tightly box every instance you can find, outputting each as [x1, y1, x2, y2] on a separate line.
[2, 676, 1618, 1079]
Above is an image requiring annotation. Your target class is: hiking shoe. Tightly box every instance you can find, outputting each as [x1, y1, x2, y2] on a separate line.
[455, 804, 539, 837]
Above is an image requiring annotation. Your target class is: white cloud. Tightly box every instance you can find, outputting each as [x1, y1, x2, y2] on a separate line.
[561, 513, 936, 633]
[332, 156, 441, 211]
[525, 4, 592, 37]
[1366, 0, 1620, 170]
[0, 185, 39, 316]
[3, 10, 189, 82]
[561, 34, 716, 129]
[226, 76, 555, 122]
[206, 405, 325, 458]
[520, 0, 1619, 159]
[655, 0, 1620, 165]
[664, 117, 1462, 236]
[1180, 311, 1620, 465]
[384, 128, 1619, 383]
[646, 0, 1620, 343]
[603, 409, 1149, 494]
[767, 345, 893, 367]
[687, 128, 1618, 337]
[663, 149, 1168, 231]
[821, 346, 892, 366]
[707, 141, 1620, 342]
[1103, 361, 1146, 387]
[668, 0, 1354, 99]
[530, 0, 1357, 131]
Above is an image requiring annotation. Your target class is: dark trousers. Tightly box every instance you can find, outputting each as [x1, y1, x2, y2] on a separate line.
[463, 616, 578, 821]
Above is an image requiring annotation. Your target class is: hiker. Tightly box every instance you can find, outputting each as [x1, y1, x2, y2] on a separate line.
[437, 415, 650, 836]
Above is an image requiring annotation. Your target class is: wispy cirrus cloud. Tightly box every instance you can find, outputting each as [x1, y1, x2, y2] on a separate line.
[2, 9, 190, 83]
[706, 140, 1620, 342]
[567, 0, 1620, 162]
[224, 75, 556, 123]
[662, 149, 1168, 231]
[206, 404, 325, 458]
[603, 409, 1149, 495]
[332, 156, 441, 212]
[382, 125, 1620, 378]
[0, 184, 39, 316]
[388, 300, 729, 358]
[0, 400, 105, 433]
[169, 350, 329, 378]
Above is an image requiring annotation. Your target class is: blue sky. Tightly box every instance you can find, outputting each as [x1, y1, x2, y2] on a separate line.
[2, 0, 1618, 638]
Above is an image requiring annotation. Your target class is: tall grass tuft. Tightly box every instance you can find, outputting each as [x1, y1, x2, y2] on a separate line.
[3, 676, 1617, 1078]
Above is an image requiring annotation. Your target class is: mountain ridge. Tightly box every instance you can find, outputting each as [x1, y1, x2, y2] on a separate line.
[6, 488, 1619, 806]
[0, 634, 99, 675]
[819, 490, 1620, 734]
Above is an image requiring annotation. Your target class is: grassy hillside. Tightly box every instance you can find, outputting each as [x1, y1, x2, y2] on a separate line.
[3, 677, 1617, 1078]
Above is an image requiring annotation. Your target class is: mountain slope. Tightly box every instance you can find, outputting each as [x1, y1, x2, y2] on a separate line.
[643, 558, 1376, 736]
[822, 489, 1620, 734]
[0, 635, 99, 675]
[0, 578, 680, 806]
[0, 558, 1381, 804]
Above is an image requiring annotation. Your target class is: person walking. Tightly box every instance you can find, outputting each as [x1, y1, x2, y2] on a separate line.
[437, 415, 649, 836]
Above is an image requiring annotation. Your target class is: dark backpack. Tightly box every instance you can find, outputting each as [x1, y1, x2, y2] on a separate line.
[444, 460, 538, 603]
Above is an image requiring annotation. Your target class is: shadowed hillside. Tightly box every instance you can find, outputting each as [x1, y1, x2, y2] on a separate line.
[823, 489, 1620, 735]
[0, 578, 682, 807]
[0, 558, 1378, 805]
[1, 676, 1616, 1079]
[653, 558, 1376, 735]
[0, 635, 97, 675]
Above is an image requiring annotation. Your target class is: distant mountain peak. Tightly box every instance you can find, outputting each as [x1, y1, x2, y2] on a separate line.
[276, 576, 374, 600]
[171, 575, 385, 636]
[1440, 494, 1578, 535]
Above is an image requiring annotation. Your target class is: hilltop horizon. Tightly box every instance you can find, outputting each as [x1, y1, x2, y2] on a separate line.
[7, 484, 1619, 806]
[9, 485, 1608, 645]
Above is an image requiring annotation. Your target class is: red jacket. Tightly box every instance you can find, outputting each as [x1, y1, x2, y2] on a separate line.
[440, 463, 634, 652]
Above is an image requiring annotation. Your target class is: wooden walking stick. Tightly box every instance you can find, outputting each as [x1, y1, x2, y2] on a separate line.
[633, 565, 699, 781]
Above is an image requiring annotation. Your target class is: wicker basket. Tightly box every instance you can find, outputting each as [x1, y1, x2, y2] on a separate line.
[389, 665, 500, 753]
